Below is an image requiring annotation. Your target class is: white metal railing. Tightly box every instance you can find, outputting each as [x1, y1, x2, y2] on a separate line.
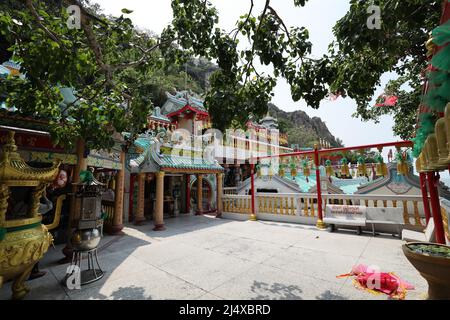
[222, 192, 428, 228]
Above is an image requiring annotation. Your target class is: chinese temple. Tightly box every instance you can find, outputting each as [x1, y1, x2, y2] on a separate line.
[123, 90, 297, 229]
[125, 98, 224, 230]
[219, 112, 293, 188]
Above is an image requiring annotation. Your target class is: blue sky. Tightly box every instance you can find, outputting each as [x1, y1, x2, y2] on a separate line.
[92, 0, 399, 151]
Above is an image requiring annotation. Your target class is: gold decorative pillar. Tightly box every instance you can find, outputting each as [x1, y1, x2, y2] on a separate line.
[134, 172, 146, 225]
[153, 171, 165, 231]
[196, 174, 203, 215]
[216, 173, 223, 218]
[111, 150, 125, 234]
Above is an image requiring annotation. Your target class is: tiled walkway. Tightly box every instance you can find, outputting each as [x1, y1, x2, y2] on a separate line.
[0, 215, 427, 300]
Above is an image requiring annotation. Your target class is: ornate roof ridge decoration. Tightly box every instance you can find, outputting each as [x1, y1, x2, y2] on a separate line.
[0, 65, 10, 78]
[165, 90, 207, 112]
[1, 60, 24, 79]
[355, 162, 411, 195]
[261, 111, 277, 122]
[308, 176, 345, 194]
[237, 174, 301, 194]
[0, 131, 60, 183]
[128, 130, 223, 173]
[2, 60, 21, 71]
[149, 107, 171, 123]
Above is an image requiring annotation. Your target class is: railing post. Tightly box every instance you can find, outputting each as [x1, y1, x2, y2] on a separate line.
[250, 163, 257, 221]
[426, 172, 446, 244]
[314, 144, 326, 229]
[419, 172, 432, 223]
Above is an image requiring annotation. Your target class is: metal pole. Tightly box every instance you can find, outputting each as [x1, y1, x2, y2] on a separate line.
[314, 144, 325, 229]
[250, 163, 257, 221]
[419, 172, 432, 223]
[426, 172, 446, 244]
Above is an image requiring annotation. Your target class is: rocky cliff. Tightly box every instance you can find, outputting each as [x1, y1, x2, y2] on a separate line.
[267, 103, 343, 148]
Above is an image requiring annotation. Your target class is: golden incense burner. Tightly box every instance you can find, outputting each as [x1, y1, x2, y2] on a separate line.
[0, 131, 62, 299]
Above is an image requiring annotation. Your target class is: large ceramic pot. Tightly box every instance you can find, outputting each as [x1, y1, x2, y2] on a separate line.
[402, 242, 450, 300]
[0, 217, 53, 300]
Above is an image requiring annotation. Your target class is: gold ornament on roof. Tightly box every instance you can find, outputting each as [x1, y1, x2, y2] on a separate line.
[0, 131, 61, 185]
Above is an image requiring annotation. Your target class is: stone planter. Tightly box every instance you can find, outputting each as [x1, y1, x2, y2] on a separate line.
[402, 242, 450, 300]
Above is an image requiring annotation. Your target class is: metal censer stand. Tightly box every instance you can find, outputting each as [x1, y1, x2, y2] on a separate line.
[64, 175, 105, 287]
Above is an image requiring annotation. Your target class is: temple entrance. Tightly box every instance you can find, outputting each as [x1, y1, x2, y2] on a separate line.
[141, 174, 184, 220]
[190, 178, 213, 213]
[143, 175, 156, 220]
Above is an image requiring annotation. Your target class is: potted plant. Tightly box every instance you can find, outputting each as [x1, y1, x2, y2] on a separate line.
[402, 242, 450, 299]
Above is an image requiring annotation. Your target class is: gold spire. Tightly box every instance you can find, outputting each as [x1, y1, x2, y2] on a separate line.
[0, 131, 61, 185]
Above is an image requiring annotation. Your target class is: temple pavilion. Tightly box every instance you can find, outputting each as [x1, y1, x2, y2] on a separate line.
[125, 92, 224, 230]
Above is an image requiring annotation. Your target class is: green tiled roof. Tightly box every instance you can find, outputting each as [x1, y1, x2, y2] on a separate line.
[159, 155, 223, 171]
[134, 137, 152, 150]
[129, 152, 147, 167]
[149, 107, 171, 122]
[165, 91, 207, 113]
[128, 137, 152, 167]
[129, 133, 223, 172]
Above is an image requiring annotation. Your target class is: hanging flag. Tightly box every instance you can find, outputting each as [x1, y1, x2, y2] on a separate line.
[326, 91, 341, 101]
[375, 94, 398, 107]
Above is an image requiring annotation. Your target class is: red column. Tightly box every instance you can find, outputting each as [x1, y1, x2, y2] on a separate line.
[128, 173, 135, 223]
[426, 172, 446, 244]
[314, 145, 325, 228]
[419, 172, 432, 223]
[440, 0, 450, 24]
[250, 163, 256, 221]
[186, 174, 191, 214]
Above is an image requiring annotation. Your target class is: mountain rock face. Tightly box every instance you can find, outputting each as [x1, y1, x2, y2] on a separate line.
[267, 103, 343, 148]
[180, 58, 343, 148]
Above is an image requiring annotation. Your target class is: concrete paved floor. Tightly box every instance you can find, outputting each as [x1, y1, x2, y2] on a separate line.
[0, 215, 428, 300]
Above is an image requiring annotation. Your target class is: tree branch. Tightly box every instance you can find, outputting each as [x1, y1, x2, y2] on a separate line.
[267, 5, 291, 42]
[233, 0, 254, 41]
[25, 0, 68, 51]
[244, 0, 270, 85]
